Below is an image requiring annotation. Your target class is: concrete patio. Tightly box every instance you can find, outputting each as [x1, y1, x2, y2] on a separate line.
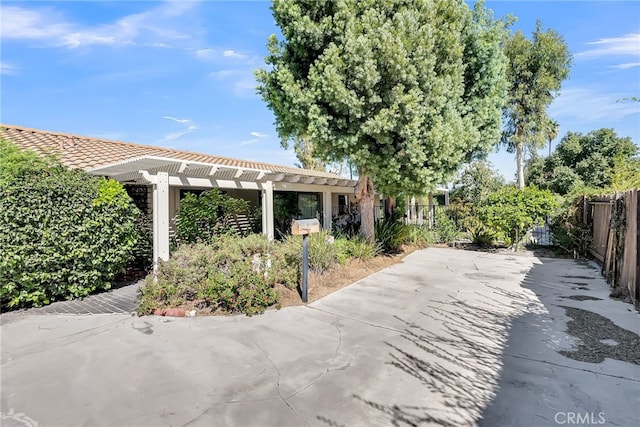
[1, 248, 638, 427]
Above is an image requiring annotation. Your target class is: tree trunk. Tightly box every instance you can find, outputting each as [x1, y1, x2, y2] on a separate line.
[355, 174, 375, 241]
[516, 142, 525, 189]
[384, 197, 396, 218]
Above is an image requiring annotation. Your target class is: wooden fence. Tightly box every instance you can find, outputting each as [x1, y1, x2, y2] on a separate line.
[585, 189, 639, 309]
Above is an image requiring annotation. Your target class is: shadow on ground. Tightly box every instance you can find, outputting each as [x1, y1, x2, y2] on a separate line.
[317, 255, 639, 427]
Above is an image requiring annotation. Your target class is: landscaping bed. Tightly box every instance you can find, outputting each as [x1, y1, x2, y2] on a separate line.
[136, 232, 421, 317]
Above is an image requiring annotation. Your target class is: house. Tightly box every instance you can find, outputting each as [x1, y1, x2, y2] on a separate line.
[1, 124, 376, 266]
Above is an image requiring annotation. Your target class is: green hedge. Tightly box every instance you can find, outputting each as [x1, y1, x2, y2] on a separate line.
[476, 185, 556, 248]
[0, 166, 139, 308]
[175, 189, 250, 244]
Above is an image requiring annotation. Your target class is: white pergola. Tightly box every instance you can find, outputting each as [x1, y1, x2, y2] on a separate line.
[89, 155, 356, 267]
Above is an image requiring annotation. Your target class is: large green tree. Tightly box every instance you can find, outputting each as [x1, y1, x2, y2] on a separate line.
[256, 0, 509, 240]
[502, 21, 571, 188]
[526, 128, 638, 194]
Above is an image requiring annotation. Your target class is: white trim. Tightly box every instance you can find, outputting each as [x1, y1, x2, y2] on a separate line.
[273, 182, 356, 193]
[153, 172, 170, 268]
[262, 181, 274, 240]
[322, 191, 332, 230]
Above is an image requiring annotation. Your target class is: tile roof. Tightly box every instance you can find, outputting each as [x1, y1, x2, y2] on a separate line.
[0, 124, 346, 180]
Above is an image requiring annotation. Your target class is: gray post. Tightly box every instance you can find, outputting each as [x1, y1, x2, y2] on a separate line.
[302, 233, 309, 303]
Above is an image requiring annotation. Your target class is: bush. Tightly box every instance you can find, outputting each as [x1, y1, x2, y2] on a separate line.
[433, 208, 461, 243]
[334, 236, 380, 261]
[138, 236, 291, 316]
[405, 225, 437, 248]
[375, 216, 410, 253]
[282, 230, 340, 274]
[550, 196, 592, 255]
[0, 137, 54, 186]
[175, 189, 250, 244]
[129, 211, 153, 271]
[476, 185, 556, 248]
[1, 166, 139, 308]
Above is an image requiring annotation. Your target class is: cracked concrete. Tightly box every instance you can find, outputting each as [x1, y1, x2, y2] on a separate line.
[1, 248, 639, 426]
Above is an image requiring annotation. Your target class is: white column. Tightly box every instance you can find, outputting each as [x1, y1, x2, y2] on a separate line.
[261, 189, 268, 236]
[405, 197, 411, 225]
[417, 197, 424, 225]
[323, 191, 332, 231]
[156, 172, 170, 264]
[410, 197, 416, 224]
[152, 180, 159, 269]
[262, 181, 274, 240]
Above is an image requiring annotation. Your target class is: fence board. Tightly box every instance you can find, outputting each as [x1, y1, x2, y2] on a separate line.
[619, 190, 638, 308]
[588, 201, 612, 262]
[587, 190, 639, 310]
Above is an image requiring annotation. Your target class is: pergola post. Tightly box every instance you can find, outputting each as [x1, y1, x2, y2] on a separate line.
[262, 181, 274, 240]
[322, 191, 332, 231]
[152, 171, 170, 270]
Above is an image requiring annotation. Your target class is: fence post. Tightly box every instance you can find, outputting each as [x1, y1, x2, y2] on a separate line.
[636, 190, 640, 309]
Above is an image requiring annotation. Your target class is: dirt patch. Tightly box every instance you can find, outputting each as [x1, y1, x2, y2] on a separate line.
[558, 305, 640, 365]
[278, 249, 412, 307]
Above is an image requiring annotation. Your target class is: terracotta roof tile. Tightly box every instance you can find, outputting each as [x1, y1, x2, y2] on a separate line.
[0, 124, 345, 180]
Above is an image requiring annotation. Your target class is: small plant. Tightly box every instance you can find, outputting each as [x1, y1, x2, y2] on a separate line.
[282, 230, 340, 274]
[335, 236, 380, 261]
[375, 216, 410, 253]
[405, 225, 437, 248]
[433, 208, 460, 244]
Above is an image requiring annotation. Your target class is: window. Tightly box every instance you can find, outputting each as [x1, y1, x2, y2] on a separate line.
[297, 193, 319, 219]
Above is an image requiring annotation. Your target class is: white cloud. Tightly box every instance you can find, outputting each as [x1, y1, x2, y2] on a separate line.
[239, 138, 260, 146]
[195, 48, 214, 59]
[161, 116, 197, 142]
[240, 131, 268, 146]
[0, 61, 19, 75]
[207, 69, 258, 97]
[223, 49, 246, 59]
[0, 2, 198, 49]
[208, 69, 241, 79]
[233, 77, 258, 97]
[609, 62, 640, 70]
[163, 116, 191, 124]
[576, 33, 640, 60]
[549, 87, 640, 123]
[194, 48, 249, 62]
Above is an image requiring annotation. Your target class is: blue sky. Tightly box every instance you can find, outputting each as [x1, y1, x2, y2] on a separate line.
[1, 0, 639, 182]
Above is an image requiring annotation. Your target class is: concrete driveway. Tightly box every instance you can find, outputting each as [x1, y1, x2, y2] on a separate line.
[1, 248, 638, 427]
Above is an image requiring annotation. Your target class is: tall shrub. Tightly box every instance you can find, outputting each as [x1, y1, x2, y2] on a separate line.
[0, 165, 139, 308]
[175, 189, 250, 244]
[476, 186, 556, 248]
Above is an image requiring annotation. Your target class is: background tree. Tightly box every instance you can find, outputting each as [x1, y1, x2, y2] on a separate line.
[526, 128, 638, 194]
[545, 118, 559, 157]
[292, 135, 327, 171]
[609, 154, 640, 191]
[256, 0, 509, 240]
[502, 21, 571, 188]
[451, 160, 505, 204]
